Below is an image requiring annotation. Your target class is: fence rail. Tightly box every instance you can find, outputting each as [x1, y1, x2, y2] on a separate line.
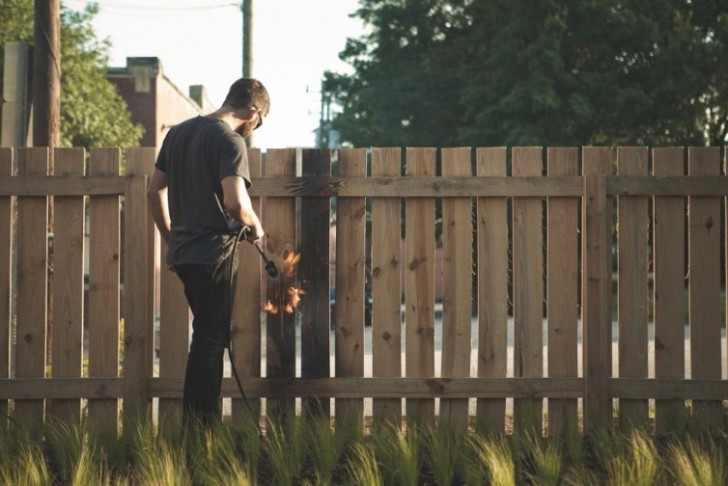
[1, 146, 727, 436]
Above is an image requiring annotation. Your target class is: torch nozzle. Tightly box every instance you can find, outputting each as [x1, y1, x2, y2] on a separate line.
[254, 241, 279, 279]
[238, 225, 279, 278]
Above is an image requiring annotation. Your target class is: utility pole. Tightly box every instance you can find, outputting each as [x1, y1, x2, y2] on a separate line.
[32, 0, 61, 154]
[241, 0, 254, 146]
[241, 0, 253, 78]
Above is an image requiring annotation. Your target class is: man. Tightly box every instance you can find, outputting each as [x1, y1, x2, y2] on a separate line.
[147, 78, 269, 426]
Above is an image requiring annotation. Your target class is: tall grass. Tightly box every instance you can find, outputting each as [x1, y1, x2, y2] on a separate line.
[0, 410, 726, 484]
[424, 420, 467, 484]
[666, 435, 728, 485]
[467, 432, 516, 485]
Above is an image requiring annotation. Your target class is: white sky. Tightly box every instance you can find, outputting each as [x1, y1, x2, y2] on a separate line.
[64, 0, 363, 149]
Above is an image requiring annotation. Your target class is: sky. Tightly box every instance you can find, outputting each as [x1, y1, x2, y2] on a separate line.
[64, 0, 364, 149]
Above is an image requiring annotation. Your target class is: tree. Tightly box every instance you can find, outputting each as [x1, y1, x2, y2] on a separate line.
[325, 0, 727, 147]
[324, 0, 471, 147]
[0, 1, 142, 148]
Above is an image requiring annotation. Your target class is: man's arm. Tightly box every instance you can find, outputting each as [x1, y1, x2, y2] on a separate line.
[147, 168, 171, 245]
[221, 175, 264, 241]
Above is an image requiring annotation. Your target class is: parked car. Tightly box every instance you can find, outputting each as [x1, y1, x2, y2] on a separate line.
[329, 287, 372, 328]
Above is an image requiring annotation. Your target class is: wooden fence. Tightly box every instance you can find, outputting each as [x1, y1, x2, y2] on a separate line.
[1, 146, 727, 437]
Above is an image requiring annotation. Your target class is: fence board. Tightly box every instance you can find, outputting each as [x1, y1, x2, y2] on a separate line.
[512, 147, 545, 434]
[0, 148, 12, 421]
[123, 149, 154, 425]
[582, 147, 613, 432]
[300, 149, 331, 415]
[87, 148, 120, 429]
[687, 147, 723, 429]
[231, 148, 263, 422]
[475, 147, 509, 434]
[371, 147, 402, 423]
[652, 147, 687, 436]
[49, 148, 85, 424]
[158, 243, 189, 421]
[334, 148, 367, 427]
[546, 147, 579, 437]
[263, 149, 297, 415]
[440, 147, 473, 429]
[617, 147, 650, 429]
[14, 148, 49, 422]
[404, 147, 436, 425]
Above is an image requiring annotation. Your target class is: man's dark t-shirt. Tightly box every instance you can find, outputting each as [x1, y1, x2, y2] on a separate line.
[155, 116, 251, 266]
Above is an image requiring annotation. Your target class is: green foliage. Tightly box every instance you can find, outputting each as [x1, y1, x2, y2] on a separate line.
[0, 1, 143, 148]
[2, 412, 727, 484]
[325, 0, 728, 147]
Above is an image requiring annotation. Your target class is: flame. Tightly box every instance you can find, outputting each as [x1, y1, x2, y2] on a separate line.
[281, 251, 301, 278]
[263, 250, 304, 315]
[284, 286, 305, 314]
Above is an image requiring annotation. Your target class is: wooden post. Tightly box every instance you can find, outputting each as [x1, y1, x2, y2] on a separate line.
[32, 0, 61, 149]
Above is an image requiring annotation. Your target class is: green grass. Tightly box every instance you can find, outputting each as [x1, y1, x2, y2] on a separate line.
[0, 410, 726, 485]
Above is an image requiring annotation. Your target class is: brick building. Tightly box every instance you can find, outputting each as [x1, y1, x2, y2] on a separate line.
[107, 57, 215, 148]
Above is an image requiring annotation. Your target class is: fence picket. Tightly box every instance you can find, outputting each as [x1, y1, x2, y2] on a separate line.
[652, 147, 688, 436]
[371, 147, 403, 423]
[334, 148, 367, 427]
[405, 147, 436, 426]
[582, 147, 613, 432]
[300, 148, 331, 415]
[476, 147, 509, 434]
[440, 147, 473, 429]
[687, 147, 723, 429]
[264, 148, 297, 415]
[617, 147, 650, 429]
[123, 148, 155, 425]
[512, 147, 545, 434]
[158, 234, 189, 421]
[0, 145, 726, 437]
[49, 148, 85, 424]
[546, 147, 579, 437]
[0, 148, 13, 422]
[231, 148, 263, 422]
[14, 148, 49, 423]
[87, 148, 120, 430]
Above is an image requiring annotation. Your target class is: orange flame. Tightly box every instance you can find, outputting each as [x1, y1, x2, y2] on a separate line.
[263, 250, 304, 315]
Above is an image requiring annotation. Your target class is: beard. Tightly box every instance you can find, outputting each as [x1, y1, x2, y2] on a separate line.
[235, 119, 258, 138]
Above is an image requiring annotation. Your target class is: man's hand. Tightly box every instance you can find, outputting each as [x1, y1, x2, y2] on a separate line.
[242, 225, 265, 244]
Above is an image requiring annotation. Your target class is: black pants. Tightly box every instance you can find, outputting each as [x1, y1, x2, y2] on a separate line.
[175, 252, 238, 426]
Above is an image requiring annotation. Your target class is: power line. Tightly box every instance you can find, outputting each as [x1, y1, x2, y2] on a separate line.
[65, 1, 239, 14]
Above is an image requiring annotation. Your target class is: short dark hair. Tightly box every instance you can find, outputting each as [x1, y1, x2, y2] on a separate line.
[223, 78, 270, 115]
